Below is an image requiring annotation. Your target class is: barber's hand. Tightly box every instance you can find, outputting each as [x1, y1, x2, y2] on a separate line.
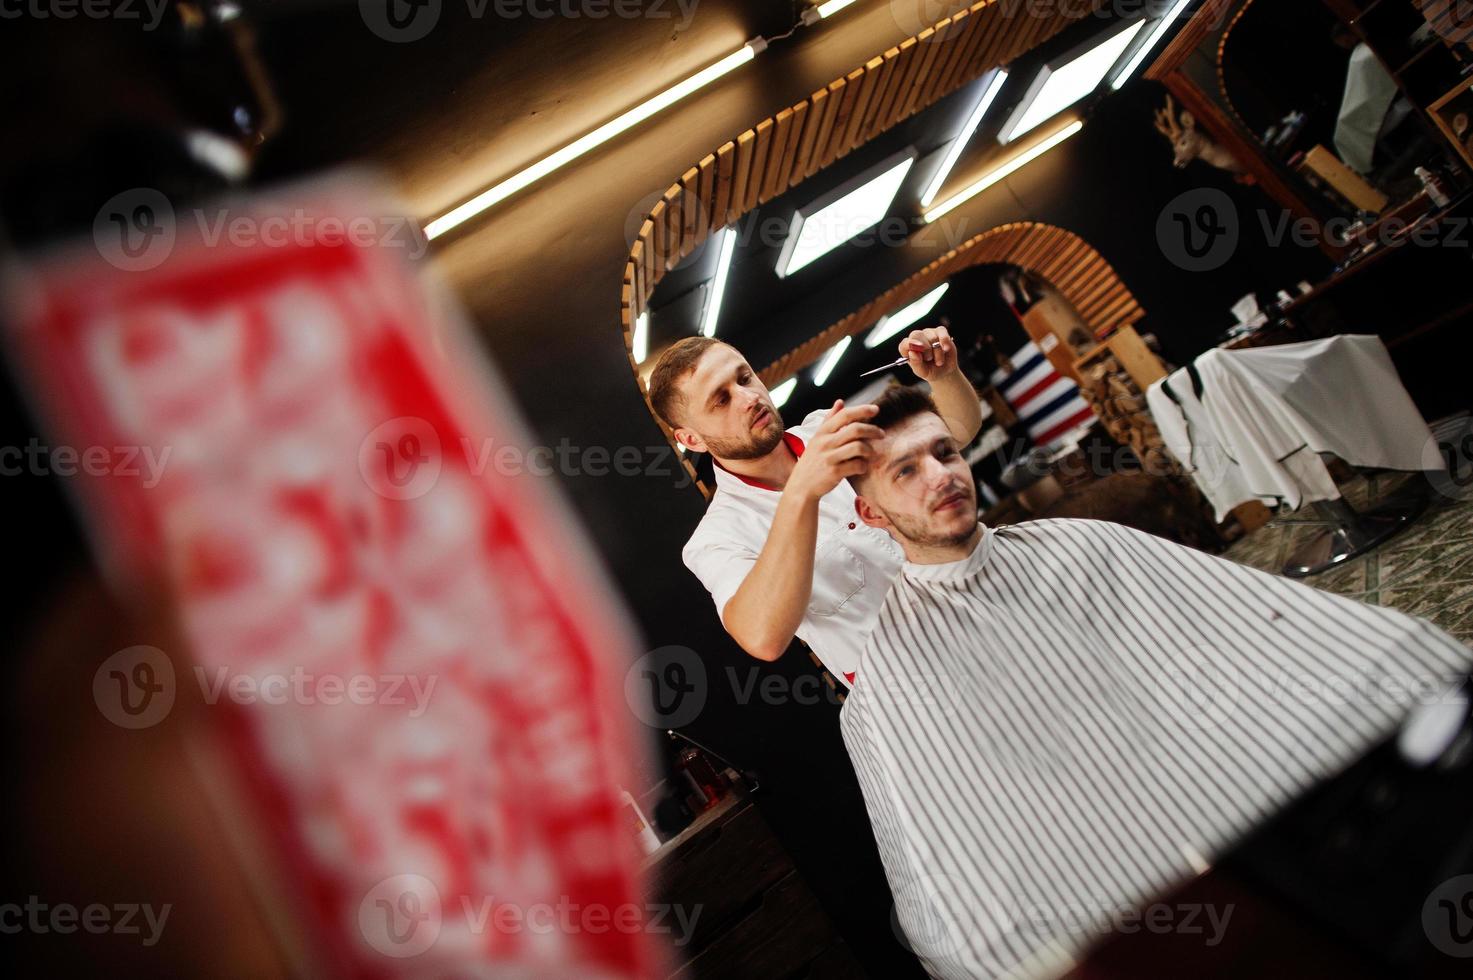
[788, 400, 882, 503]
[899, 324, 957, 382]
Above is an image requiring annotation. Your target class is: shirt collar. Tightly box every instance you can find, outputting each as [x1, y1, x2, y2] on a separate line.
[712, 431, 805, 493]
[903, 524, 994, 583]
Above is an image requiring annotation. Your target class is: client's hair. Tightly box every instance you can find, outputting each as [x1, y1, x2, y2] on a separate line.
[848, 385, 941, 493]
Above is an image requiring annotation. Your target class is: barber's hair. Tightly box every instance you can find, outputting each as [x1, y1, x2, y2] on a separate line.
[648, 336, 730, 429]
[849, 385, 942, 492]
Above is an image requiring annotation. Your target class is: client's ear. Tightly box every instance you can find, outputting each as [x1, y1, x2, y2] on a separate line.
[673, 426, 705, 454]
[854, 494, 890, 531]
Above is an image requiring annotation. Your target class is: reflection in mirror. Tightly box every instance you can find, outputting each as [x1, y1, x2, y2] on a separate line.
[1219, 0, 1448, 211]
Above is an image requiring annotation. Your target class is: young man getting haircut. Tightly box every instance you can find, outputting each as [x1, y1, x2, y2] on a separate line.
[841, 385, 1472, 980]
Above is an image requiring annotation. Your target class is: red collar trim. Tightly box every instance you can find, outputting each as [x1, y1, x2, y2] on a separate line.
[714, 432, 805, 492]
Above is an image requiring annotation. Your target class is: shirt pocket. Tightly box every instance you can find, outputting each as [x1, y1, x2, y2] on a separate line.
[809, 528, 867, 618]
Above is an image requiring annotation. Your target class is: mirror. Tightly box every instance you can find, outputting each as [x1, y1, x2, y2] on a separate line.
[1219, 0, 1441, 211]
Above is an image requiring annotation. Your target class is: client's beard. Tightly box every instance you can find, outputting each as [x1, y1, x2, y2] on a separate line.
[881, 496, 978, 550]
[703, 415, 784, 461]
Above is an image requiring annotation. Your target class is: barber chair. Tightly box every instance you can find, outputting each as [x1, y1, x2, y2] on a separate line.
[1279, 464, 1427, 578]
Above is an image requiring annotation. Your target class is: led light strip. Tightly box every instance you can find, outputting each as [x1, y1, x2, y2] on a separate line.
[769, 377, 799, 407]
[700, 227, 738, 337]
[812, 335, 853, 386]
[1111, 0, 1192, 90]
[426, 42, 763, 239]
[632, 311, 650, 362]
[920, 70, 1008, 209]
[922, 119, 1083, 224]
[424, 1, 865, 240]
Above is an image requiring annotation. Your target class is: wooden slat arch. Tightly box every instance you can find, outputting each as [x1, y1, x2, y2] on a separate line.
[620, 0, 1104, 379]
[755, 221, 1145, 384]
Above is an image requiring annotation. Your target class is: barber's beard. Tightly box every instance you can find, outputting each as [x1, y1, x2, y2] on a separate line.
[703, 414, 784, 461]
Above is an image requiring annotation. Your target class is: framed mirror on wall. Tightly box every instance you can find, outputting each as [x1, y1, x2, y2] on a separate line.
[1220, 0, 1468, 215]
[1149, 0, 1473, 260]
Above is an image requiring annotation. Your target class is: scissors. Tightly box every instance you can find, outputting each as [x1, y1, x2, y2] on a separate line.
[858, 341, 944, 377]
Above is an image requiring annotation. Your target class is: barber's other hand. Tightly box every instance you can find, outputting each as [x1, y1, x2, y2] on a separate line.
[788, 400, 882, 502]
[899, 325, 956, 381]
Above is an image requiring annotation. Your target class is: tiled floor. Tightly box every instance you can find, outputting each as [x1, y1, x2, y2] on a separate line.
[1223, 469, 1473, 645]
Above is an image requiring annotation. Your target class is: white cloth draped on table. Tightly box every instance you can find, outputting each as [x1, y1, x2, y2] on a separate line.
[1145, 335, 1442, 522]
[840, 519, 1472, 980]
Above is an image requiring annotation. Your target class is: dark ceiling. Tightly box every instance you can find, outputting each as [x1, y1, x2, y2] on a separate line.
[644, 6, 1158, 420]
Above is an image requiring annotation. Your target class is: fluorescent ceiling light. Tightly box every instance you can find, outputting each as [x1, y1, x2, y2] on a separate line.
[700, 227, 737, 337]
[999, 21, 1145, 144]
[811, 335, 853, 386]
[770, 377, 798, 408]
[865, 283, 951, 348]
[425, 40, 762, 239]
[924, 120, 1083, 223]
[777, 153, 915, 278]
[1111, 0, 1192, 89]
[814, 0, 858, 17]
[632, 311, 649, 362]
[921, 71, 1008, 209]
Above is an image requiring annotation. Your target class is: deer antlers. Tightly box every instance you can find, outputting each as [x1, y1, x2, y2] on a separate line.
[1154, 95, 1183, 142]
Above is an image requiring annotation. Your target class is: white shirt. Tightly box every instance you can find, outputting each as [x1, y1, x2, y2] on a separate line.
[841, 518, 1472, 979]
[682, 409, 904, 687]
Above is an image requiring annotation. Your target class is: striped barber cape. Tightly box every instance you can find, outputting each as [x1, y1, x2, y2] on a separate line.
[840, 518, 1473, 980]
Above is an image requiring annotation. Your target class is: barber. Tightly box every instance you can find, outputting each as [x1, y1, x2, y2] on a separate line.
[646, 327, 982, 687]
